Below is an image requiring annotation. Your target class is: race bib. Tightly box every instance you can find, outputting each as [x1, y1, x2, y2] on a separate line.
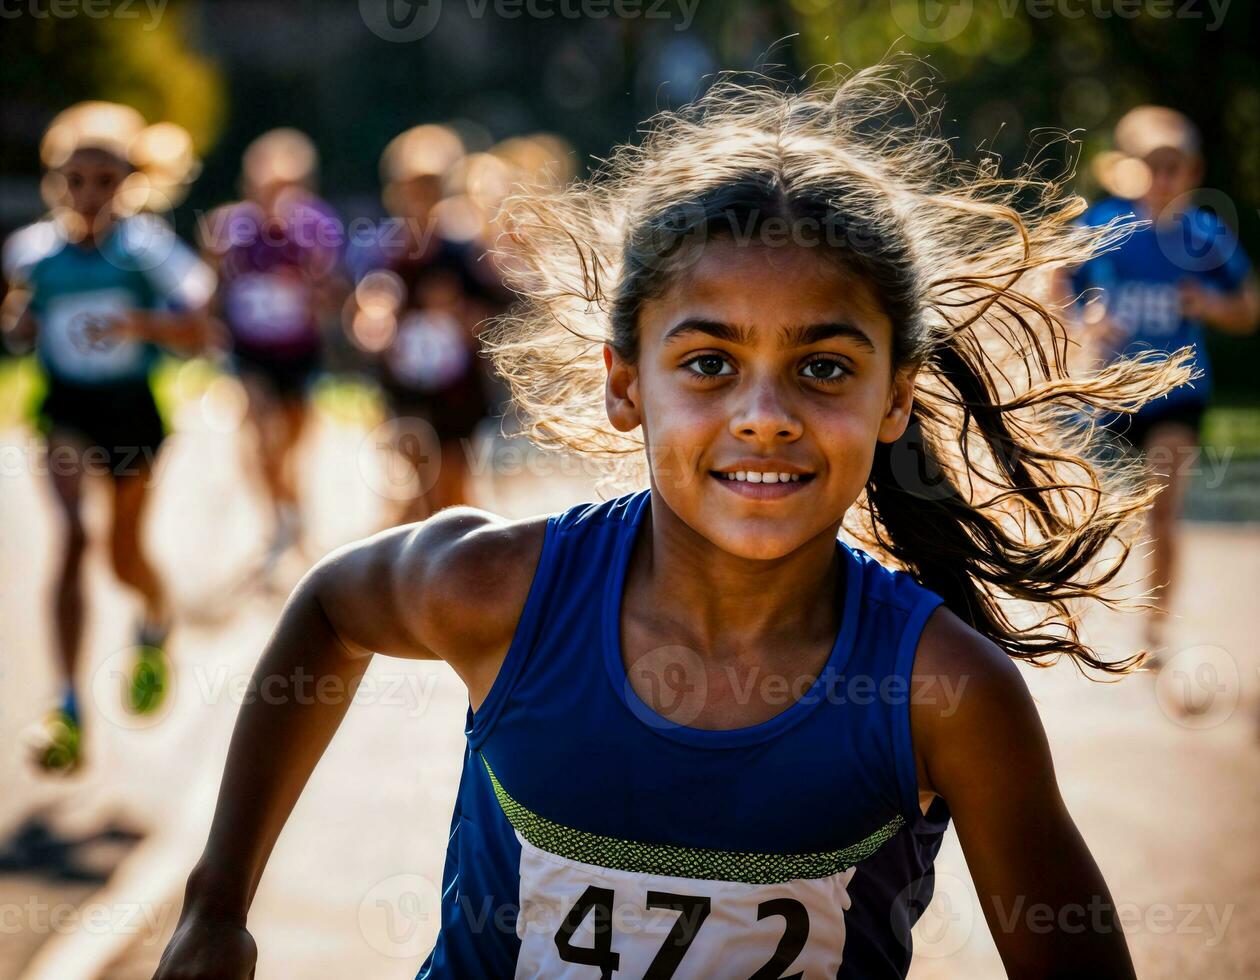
[387, 311, 471, 392]
[514, 837, 852, 979]
[40, 288, 146, 383]
[1110, 282, 1181, 338]
[225, 271, 313, 346]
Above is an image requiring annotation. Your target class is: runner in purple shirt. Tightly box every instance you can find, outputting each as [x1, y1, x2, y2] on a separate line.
[201, 129, 347, 564]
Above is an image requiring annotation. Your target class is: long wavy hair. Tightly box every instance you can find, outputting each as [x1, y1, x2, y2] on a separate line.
[484, 62, 1191, 673]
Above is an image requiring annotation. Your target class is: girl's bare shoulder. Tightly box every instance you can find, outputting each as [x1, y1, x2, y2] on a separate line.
[312, 506, 549, 674]
[911, 607, 1035, 732]
[406, 506, 550, 662]
[909, 606, 1050, 799]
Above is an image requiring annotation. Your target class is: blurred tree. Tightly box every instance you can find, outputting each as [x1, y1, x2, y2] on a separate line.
[0, 1, 226, 169]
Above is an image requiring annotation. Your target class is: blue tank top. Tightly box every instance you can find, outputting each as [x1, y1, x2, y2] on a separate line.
[1071, 196, 1252, 415]
[418, 489, 950, 979]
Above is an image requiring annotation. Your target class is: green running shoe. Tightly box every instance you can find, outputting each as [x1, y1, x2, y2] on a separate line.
[27, 708, 82, 774]
[128, 626, 170, 715]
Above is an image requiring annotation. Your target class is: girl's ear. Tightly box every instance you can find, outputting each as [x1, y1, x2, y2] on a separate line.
[604, 344, 642, 433]
[877, 363, 918, 444]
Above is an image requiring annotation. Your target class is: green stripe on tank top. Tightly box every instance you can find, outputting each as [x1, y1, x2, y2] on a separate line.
[481, 756, 904, 885]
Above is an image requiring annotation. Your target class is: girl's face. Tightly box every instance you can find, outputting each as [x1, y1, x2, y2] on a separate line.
[606, 237, 916, 561]
[1142, 146, 1202, 219]
[61, 149, 128, 225]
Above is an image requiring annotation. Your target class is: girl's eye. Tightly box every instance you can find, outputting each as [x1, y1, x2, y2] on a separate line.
[685, 354, 733, 378]
[801, 357, 849, 382]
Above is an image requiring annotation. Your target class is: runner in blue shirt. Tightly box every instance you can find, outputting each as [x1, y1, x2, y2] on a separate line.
[154, 68, 1183, 978]
[3, 102, 217, 773]
[1070, 105, 1259, 657]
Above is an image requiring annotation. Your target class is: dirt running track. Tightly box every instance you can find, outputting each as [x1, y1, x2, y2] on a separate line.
[2, 396, 1258, 979]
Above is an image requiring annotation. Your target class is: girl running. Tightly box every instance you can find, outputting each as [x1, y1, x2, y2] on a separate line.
[155, 67, 1185, 978]
[1069, 106, 1259, 658]
[200, 129, 346, 565]
[3, 102, 216, 772]
[346, 124, 499, 524]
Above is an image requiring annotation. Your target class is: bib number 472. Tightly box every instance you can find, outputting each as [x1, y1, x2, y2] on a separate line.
[553, 884, 809, 979]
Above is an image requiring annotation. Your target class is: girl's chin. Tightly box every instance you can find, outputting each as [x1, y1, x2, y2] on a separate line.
[697, 522, 820, 562]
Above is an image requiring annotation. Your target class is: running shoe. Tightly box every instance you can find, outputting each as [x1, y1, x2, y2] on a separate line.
[128, 623, 170, 715]
[25, 708, 82, 774]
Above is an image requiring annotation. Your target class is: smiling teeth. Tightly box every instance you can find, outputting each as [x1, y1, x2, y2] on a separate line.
[725, 472, 801, 483]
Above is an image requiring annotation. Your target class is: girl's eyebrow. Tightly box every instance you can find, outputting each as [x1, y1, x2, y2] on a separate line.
[663, 318, 876, 352]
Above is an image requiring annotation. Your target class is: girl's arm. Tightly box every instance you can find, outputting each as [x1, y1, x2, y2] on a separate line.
[123, 308, 226, 355]
[154, 508, 546, 979]
[912, 608, 1137, 980]
[2, 304, 38, 353]
[1179, 275, 1260, 336]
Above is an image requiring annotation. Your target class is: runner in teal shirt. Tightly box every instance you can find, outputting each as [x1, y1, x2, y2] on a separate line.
[3, 102, 217, 773]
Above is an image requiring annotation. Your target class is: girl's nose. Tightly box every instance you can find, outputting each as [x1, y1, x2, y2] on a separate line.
[728, 377, 804, 443]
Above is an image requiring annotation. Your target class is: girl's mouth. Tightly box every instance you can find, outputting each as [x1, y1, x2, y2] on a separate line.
[710, 469, 814, 499]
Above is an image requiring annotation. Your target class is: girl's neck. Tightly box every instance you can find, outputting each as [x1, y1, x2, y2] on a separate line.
[73, 220, 113, 251]
[628, 494, 844, 651]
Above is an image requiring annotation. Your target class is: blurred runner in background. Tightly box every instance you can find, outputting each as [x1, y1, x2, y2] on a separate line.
[1, 102, 216, 773]
[1071, 106, 1260, 658]
[345, 124, 505, 524]
[200, 129, 346, 563]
